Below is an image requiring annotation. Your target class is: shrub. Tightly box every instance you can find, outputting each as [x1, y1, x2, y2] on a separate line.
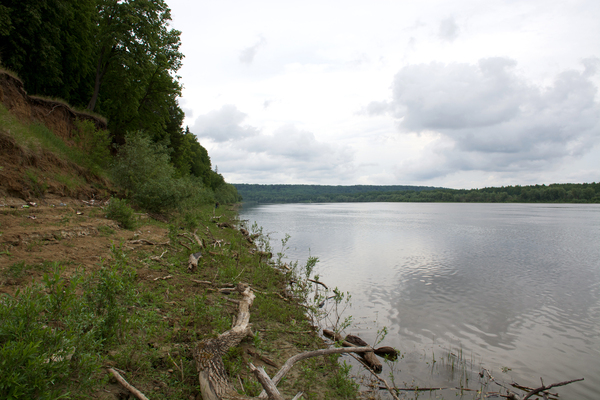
[105, 197, 136, 229]
[111, 132, 208, 213]
[73, 119, 111, 171]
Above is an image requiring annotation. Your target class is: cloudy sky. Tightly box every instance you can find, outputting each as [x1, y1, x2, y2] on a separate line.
[168, 0, 600, 189]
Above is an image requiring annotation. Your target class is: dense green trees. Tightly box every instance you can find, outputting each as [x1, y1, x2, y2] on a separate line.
[0, 0, 239, 203]
[235, 183, 600, 204]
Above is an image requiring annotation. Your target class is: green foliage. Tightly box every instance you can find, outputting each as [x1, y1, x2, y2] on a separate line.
[0, 0, 97, 102]
[215, 183, 242, 204]
[84, 251, 136, 342]
[1, 0, 184, 145]
[0, 252, 139, 399]
[326, 360, 359, 398]
[235, 182, 600, 204]
[74, 120, 111, 169]
[105, 197, 136, 229]
[111, 133, 212, 213]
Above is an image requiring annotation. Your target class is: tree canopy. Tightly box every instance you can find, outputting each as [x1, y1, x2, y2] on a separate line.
[234, 183, 600, 204]
[0, 0, 236, 198]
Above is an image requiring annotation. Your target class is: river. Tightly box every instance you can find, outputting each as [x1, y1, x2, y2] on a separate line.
[239, 202, 600, 399]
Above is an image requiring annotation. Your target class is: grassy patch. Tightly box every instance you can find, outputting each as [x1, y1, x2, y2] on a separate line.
[1, 208, 361, 399]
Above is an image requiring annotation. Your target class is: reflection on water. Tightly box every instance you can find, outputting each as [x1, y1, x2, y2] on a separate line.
[240, 203, 600, 399]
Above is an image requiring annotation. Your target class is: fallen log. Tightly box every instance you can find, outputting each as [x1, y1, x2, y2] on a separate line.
[193, 283, 255, 400]
[192, 284, 375, 399]
[323, 329, 382, 373]
[334, 333, 399, 361]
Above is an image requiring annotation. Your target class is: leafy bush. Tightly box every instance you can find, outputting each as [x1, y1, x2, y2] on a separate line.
[111, 132, 214, 213]
[0, 255, 136, 399]
[74, 120, 111, 170]
[0, 265, 100, 399]
[105, 197, 136, 229]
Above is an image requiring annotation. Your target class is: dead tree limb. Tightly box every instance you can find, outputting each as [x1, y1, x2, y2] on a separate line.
[108, 368, 150, 400]
[521, 378, 584, 400]
[192, 285, 377, 400]
[193, 283, 255, 400]
[257, 346, 373, 399]
[188, 251, 203, 272]
[250, 364, 284, 400]
[307, 279, 328, 290]
[323, 329, 382, 372]
[192, 229, 204, 247]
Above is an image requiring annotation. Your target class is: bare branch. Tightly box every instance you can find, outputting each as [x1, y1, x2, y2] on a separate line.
[108, 368, 150, 400]
[250, 363, 283, 400]
[522, 378, 584, 400]
[258, 346, 372, 399]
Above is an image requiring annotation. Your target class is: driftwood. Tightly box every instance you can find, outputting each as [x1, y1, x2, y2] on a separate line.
[343, 335, 399, 361]
[323, 329, 382, 373]
[257, 346, 373, 400]
[108, 368, 150, 400]
[193, 283, 255, 400]
[519, 378, 584, 400]
[188, 251, 203, 271]
[128, 239, 168, 246]
[192, 283, 374, 399]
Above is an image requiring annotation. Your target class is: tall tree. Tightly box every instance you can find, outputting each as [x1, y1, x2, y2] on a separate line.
[0, 0, 96, 101]
[88, 0, 183, 141]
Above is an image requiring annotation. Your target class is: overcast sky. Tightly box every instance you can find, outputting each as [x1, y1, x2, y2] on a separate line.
[168, 0, 600, 189]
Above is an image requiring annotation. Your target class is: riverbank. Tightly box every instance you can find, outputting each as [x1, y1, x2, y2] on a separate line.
[0, 198, 361, 399]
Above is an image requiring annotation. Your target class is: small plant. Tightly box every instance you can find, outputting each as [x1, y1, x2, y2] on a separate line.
[105, 197, 136, 229]
[24, 169, 48, 197]
[98, 224, 116, 236]
[327, 359, 359, 398]
[74, 120, 111, 170]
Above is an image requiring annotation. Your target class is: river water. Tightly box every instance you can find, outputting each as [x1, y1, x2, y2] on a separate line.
[239, 203, 600, 399]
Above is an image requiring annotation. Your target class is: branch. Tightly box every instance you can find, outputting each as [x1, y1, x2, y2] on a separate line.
[108, 368, 150, 400]
[307, 279, 328, 290]
[258, 346, 372, 399]
[522, 378, 584, 400]
[250, 363, 283, 400]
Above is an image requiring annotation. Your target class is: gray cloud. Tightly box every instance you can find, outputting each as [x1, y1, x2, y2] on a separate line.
[438, 17, 459, 42]
[211, 124, 355, 183]
[383, 58, 600, 180]
[191, 105, 259, 142]
[239, 36, 267, 65]
[191, 106, 356, 183]
[363, 100, 391, 116]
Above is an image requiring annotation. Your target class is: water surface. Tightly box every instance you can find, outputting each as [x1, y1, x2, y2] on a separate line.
[240, 203, 600, 398]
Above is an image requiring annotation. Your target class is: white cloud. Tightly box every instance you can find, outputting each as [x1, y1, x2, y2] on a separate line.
[381, 58, 600, 180]
[191, 107, 356, 183]
[191, 105, 259, 142]
[239, 35, 267, 65]
[438, 17, 460, 42]
[169, 0, 600, 187]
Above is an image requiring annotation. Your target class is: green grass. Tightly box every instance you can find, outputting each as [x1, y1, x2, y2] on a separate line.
[0, 103, 109, 177]
[2, 261, 54, 280]
[0, 207, 361, 399]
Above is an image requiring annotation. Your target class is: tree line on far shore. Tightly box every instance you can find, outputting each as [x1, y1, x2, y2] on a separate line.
[234, 183, 600, 204]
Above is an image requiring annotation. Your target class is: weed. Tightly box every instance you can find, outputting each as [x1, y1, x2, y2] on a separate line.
[73, 120, 111, 170]
[25, 169, 48, 197]
[98, 224, 116, 236]
[327, 359, 359, 398]
[2, 261, 52, 280]
[105, 197, 136, 229]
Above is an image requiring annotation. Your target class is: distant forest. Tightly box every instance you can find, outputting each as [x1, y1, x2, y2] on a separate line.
[234, 183, 600, 204]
